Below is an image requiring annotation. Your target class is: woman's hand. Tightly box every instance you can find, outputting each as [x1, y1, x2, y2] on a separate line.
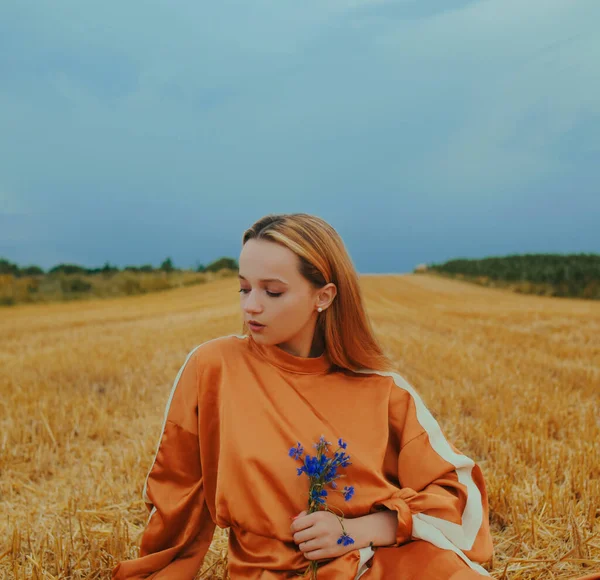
[290, 510, 356, 561]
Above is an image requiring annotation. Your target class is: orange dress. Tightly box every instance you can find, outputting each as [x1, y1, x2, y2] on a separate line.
[112, 334, 495, 580]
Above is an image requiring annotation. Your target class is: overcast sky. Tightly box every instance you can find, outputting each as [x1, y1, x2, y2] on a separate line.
[1, 0, 598, 273]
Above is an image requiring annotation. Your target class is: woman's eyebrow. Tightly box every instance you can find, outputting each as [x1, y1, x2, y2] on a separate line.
[238, 274, 288, 285]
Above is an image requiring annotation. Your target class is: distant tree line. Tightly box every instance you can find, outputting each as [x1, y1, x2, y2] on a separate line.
[0, 256, 239, 277]
[418, 253, 600, 300]
[0, 255, 240, 307]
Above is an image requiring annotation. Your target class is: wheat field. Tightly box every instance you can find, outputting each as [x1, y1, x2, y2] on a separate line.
[1, 273, 599, 579]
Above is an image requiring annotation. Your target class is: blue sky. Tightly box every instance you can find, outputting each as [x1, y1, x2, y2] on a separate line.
[1, 0, 598, 273]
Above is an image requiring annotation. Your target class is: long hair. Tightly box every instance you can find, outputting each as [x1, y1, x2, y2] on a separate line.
[241, 213, 395, 373]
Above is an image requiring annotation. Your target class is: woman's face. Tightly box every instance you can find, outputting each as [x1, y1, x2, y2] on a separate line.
[238, 238, 332, 349]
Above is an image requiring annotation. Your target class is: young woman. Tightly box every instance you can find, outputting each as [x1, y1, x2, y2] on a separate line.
[112, 213, 495, 580]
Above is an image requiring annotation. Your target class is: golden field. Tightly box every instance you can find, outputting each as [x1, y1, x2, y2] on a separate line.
[1, 273, 599, 579]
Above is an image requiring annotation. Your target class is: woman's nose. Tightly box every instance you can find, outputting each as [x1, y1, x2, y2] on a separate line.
[243, 290, 263, 313]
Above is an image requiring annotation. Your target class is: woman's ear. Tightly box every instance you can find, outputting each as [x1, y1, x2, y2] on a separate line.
[319, 283, 337, 309]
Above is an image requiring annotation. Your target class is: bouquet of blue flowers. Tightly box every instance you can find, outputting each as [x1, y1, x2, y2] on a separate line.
[289, 435, 356, 579]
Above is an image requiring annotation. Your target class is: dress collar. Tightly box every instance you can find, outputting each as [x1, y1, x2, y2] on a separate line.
[247, 335, 333, 375]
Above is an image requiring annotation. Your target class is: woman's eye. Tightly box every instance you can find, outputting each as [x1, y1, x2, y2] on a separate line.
[238, 288, 282, 297]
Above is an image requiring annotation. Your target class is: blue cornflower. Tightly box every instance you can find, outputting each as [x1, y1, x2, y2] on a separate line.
[290, 434, 356, 575]
[331, 451, 352, 468]
[310, 487, 328, 505]
[324, 464, 338, 483]
[297, 453, 329, 478]
[337, 532, 355, 546]
[314, 435, 332, 450]
[288, 442, 304, 460]
[296, 456, 312, 477]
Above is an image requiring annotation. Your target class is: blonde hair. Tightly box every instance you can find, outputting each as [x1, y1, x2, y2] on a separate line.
[241, 213, 395, 373]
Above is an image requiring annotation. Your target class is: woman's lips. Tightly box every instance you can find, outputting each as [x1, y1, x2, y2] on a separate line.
[248, 322, 266, 332]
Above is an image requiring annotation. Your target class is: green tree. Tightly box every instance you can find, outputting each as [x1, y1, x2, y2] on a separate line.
[48, 263, 87, 276]
[160, 257, 175, 272]
[0, 258, 20, 276]
[101, 261, 119, 275]
[205, 257, 238, 272]
[21, 265, 45, 276]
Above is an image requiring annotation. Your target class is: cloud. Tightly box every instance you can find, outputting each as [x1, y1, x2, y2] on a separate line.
[0, 0, 598, 269]
[367, 0, 600, 198]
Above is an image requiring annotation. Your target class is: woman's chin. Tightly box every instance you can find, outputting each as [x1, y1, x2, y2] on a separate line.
[249, 331, 268, 341]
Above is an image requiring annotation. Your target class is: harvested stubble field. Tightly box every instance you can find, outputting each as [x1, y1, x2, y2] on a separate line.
[1, 273, 599, 580]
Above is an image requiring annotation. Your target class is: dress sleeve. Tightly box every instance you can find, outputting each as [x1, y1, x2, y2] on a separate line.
[371, 373, 494, 574]
[112, 346, 216, 580]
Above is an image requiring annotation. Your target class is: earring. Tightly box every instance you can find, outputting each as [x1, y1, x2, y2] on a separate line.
[317, 307, 323, 312]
